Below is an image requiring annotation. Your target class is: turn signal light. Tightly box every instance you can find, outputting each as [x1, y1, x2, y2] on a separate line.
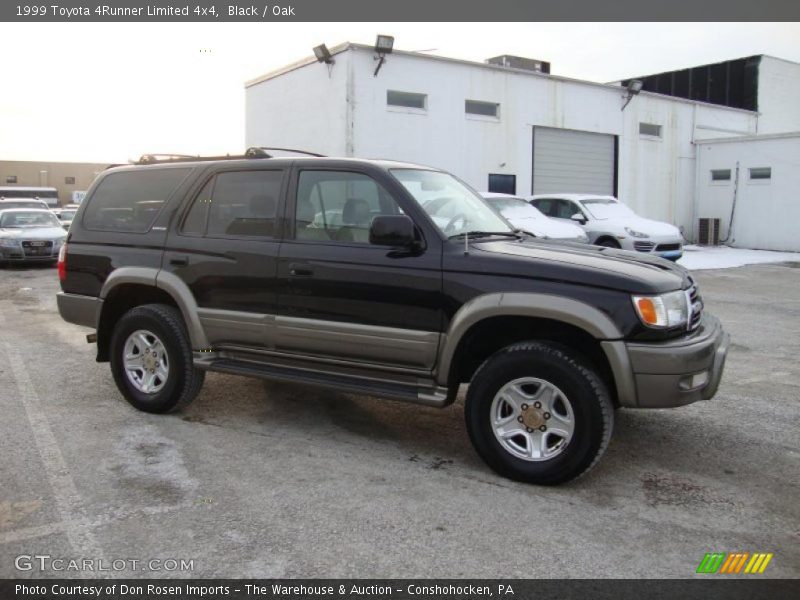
[636, 297, 658, 325]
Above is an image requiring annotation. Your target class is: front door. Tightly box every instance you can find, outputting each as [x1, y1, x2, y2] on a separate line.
[275, 167, 443, 370]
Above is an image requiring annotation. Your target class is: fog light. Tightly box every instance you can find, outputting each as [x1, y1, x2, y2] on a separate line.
[692, 371, 709, 388]
[680, 371, 709, 390]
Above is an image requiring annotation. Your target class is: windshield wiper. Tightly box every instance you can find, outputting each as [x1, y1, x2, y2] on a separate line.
[448, 230, 522, 240]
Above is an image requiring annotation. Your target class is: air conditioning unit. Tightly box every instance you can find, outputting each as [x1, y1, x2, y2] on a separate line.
[698, 218, 720, 245]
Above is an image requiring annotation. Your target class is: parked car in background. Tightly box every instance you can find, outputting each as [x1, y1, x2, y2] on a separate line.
[0, 208, 67, 265]
[54, 208, 78, 230]
[530, 194, 684, 260]
[0, 198, 51, 211]
[481, 193, 588, 243]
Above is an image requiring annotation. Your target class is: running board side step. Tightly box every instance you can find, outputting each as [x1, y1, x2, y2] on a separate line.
[197, 358, 453, 408]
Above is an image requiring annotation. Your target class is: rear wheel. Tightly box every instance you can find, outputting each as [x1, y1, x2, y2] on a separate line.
[465, 341, 613, 485]
[110, 303, 204, 413]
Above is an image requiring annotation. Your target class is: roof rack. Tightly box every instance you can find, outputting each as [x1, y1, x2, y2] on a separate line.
[134, 152, 261, 165]
[131, 147, 325, 165]
[245, 146, 326, 158]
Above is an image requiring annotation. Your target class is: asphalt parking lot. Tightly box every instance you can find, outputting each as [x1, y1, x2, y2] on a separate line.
[1, 262, 798, 579]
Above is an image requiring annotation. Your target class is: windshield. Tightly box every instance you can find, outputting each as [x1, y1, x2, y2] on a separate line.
[391, 169, 513, 237]
[0, 211, 61, 228]
[487, 197, 544, 220]
[580, 198, 635, 220]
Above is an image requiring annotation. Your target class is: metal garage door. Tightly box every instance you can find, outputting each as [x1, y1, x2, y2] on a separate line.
[532, 127, 616, 195]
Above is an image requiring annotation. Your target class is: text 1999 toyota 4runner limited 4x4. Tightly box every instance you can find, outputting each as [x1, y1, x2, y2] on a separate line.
[57, 150, 729, 484]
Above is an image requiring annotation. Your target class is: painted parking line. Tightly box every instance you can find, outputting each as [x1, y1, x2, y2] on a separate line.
[0, 304, 106, 564]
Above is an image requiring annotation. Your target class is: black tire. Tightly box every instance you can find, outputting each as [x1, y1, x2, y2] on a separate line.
[110, 303, 205, 414]
[465, 341, 613, 485]
[596, 238, 620, 249]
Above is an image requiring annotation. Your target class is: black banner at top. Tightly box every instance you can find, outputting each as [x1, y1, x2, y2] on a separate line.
[1, 0, 799, 22]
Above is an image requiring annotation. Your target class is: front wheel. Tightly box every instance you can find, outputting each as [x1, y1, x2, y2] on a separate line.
[110, 303, 205, 414]
[465, 341, 613, 485]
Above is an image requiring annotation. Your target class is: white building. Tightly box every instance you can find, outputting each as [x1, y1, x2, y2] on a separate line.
[695, 132, 800, 251]
[246, 44, 800, 249]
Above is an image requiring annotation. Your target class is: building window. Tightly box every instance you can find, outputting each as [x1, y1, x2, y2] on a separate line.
[488, 174, 516, 195]
[749, 167, 771, 180]
[465, 100, 499, 118]
[64, 176, 76, 185]
[710, 169, 731, 182]
[639, 123, 662, 137]
[387, 90, 427, 110]
[5, 176, 16, 184]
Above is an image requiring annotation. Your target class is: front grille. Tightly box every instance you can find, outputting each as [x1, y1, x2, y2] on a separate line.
[656, 243, 681, 252]
[633, 241, 655, 252]
[21, 240, 54, 257]
[687, 283, 703, 331]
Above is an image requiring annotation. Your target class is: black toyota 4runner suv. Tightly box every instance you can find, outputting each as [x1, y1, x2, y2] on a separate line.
[57, 152, 729, 485]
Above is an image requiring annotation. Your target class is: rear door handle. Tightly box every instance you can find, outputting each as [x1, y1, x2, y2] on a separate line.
[170, 256, 189, 266]
[289, 263, 313, 277]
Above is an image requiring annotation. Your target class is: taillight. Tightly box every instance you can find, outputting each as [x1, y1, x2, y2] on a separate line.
[57, 243, 67, 281]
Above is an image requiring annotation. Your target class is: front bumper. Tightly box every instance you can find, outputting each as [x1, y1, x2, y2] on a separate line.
[1, 249, 59, 261]
[603, 313, 729, 408]
[619, 236, 683, 260]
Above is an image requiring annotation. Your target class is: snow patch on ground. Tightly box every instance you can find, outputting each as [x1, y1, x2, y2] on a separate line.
[677, 245, 800, 271]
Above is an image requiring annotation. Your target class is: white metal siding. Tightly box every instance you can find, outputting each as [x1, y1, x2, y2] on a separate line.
[533, 127, 615, 195]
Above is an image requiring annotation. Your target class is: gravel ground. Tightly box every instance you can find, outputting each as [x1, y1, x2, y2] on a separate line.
[0, 262, 798, 579]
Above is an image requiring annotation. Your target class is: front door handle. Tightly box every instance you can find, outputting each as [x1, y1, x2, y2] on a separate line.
[170, 256, 189, 266]
[289, 263, 313, 277]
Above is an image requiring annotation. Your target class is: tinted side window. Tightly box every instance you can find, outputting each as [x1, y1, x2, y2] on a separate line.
[533, 199, 555, 217]
[557, 200, 580, 219]
[207, 170, 282, 238]
[295, 171, 402, 244]
[83, 168, 191, 232]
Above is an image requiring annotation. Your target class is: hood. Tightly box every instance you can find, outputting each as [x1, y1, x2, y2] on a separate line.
[473, 238, 690, 294]
[612, 216, 681, 237]
[510, 216, 585, 239]
[0, 226, 67, 240]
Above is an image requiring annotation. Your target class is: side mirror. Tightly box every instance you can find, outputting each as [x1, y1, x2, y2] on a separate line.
[570, 213, 586, 224]
[369, 215, 416, 247]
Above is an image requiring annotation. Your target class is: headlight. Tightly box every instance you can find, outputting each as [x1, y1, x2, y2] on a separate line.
[624, 227, 649, 238]
[632, 290, 688, 328]
[0, 238, 20, 248]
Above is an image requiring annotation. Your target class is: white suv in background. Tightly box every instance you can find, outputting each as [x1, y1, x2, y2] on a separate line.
[529, 194, 684, 261]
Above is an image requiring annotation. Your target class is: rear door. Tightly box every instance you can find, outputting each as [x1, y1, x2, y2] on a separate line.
[162, 165, 287, 349]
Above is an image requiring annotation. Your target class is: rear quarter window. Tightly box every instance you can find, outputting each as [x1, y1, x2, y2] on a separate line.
[82, 168, 191, 233]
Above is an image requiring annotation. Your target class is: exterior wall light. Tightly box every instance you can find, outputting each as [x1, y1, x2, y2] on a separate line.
[313, 44, 334, 64]
[622, 79, 643, 111]
[373, 34, 394, 77]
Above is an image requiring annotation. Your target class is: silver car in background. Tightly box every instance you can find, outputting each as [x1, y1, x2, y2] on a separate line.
[0, 208, 67, 265]
[480, 193, 588, 242]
